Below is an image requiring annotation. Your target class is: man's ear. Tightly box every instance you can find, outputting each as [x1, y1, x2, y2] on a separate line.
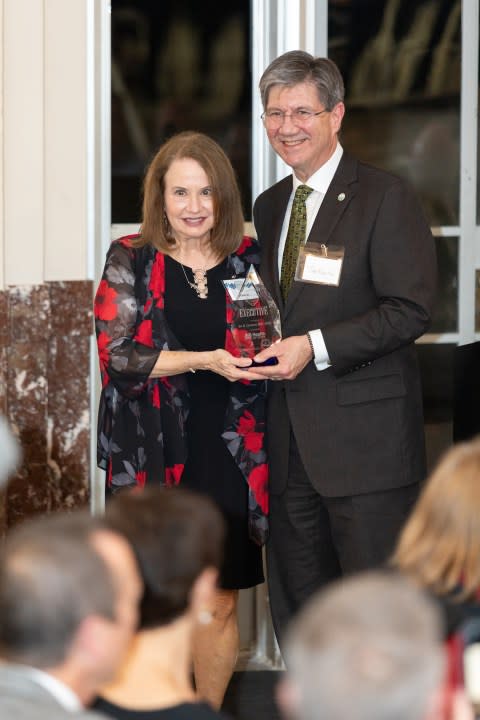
[331, 101, 345, 133]
[276, 675, 301, 720]
[69, 615, 111, 666]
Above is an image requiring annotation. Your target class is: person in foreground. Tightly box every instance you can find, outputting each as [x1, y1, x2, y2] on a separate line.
[277, 571, 473, 720]
[392, 437, 480, 637]
[94, 486, 227, 720]
[0, 413, 21, 488]
[0, 511, 142, 719]
[94, 131, 268, 707]
[250, 50, 437, 645]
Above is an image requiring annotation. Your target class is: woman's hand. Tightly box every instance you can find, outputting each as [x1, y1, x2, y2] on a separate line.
[203, 349, 267, 382]
[150, 349, 267, 381]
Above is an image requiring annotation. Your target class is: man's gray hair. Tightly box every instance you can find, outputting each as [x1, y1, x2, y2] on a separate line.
[283, 572, 445, 720]
[259, 51, 345, 110]
[0, 511, 116, 667]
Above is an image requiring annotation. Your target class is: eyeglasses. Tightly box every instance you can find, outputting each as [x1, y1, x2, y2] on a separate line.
[261, 108, 329, 128]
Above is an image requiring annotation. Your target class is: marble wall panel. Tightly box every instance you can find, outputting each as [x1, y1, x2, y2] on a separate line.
[0, 291, 8, 533]
[47, 334, 90, 510]
[0, 291, 7, 415]
[1, 280, 93, 529]
[8, 284, 51, 344]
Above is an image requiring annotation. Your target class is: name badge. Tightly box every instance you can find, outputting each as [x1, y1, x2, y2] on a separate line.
[295, 243, 344, 287]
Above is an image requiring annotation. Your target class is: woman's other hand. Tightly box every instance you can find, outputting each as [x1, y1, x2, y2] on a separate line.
[204, 350, 266, 382]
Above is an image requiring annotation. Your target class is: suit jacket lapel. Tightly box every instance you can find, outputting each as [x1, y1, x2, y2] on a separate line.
[284, 152, 359, 317]
[262, 176, 292, 312]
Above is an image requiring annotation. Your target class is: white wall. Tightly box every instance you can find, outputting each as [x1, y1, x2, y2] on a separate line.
[1, 0, 90, 289]
[0, 0, 3, 289]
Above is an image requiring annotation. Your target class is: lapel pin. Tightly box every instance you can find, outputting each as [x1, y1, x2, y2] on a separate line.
[337, 192, 345, 202]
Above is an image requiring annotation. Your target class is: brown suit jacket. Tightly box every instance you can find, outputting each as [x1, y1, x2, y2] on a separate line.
[253, 152, 437, 497]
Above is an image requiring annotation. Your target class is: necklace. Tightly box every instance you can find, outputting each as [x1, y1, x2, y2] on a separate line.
[180, 264, 208, 299]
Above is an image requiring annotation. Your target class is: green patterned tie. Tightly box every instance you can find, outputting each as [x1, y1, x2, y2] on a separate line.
[280, 184, 314, 300]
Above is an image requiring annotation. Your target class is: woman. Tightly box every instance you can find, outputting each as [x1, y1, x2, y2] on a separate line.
[94, 131, 268, 707]
[392, 438, 480, 635]
[94, 486, 228, 719]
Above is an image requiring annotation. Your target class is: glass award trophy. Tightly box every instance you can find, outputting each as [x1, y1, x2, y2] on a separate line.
[223, 265, 281, 366]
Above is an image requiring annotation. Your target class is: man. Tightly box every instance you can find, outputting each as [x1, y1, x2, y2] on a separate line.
[277, 572, 470, 720]
[0, 510, 142, 719]
[252, 51, 437, 644]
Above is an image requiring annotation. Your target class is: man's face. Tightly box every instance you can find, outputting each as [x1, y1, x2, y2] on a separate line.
[264, 81, 344, 182]
[91, 530, 142, 682]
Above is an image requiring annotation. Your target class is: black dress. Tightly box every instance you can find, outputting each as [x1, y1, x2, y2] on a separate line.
[93, 698, 228, 720]
[164, 256, 264, 590]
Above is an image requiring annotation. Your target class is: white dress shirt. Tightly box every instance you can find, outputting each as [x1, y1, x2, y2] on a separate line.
[278, 142, 343, 371]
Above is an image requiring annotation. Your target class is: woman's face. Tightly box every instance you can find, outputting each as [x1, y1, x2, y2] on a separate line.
[164, 157, 215, 246]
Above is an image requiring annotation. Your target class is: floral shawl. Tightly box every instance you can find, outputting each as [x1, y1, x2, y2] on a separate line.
[94, 234, 268, 545]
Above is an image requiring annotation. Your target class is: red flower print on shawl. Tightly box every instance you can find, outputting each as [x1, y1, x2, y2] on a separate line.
[165, 464, 184, 486]
[95, 280, 118, 321]
[152, 383, 161, 408]
[97, 331, 111, 373]
[226, 305, 234, 325]
[134, 319, 154, 347]
[225, 329, 240, 357]
[149, 252, 165, 308]
[248, 464, 269, 515]
[244, 432, 264, 453]
[237, 236, 253, 256]
[136, 470, 147, 488]
[231, 328, 255, 358]
[238, 411, 256, 435]
[238, 411, 263, 453]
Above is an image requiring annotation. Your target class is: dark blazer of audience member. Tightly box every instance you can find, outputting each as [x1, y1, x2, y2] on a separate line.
[392, 438, 480, 637]
[0, 511, 142, 719]
[94, 487, 227, 720]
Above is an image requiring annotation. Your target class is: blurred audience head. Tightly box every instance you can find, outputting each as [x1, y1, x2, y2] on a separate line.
[392, 437, 480, 600]
[278, 572, 445, 720]
[0, 415, 21, 488]
[104, 486, 225, 630]
[0, 510, 141, 703]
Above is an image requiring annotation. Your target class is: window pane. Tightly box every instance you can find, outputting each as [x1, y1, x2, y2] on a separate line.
[430, 236, 458, 333]
[477, 10, 480, 225]
[329, 0, 461, 226]
[476, 270, 480, 332]
[111, 0, 252, 223]
[417, 343, 454, 422]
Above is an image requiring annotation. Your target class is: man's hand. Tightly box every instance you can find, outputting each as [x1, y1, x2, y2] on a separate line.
[249, 335, 313, 381]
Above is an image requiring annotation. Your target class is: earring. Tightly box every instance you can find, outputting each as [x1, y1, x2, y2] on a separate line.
[163, 211, 172, 237]
[197, 609, 213, 626]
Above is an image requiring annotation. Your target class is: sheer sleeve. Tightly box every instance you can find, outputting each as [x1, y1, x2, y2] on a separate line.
[94, 240, 160, 399]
